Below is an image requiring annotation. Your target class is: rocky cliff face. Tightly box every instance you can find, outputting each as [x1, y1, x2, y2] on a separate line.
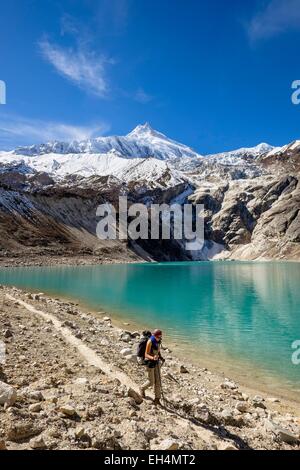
[191, 175, 300, 260]
[0, 127, 299, 263]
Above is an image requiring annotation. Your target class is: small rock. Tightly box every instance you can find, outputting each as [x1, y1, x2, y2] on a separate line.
[30, 436, 46, 449]
[188, 397, 201, 406]
[221, 380, 237, 390]
[60, 405, 76, 417]
[235, 402, 248, 413]
[180, 365, 189, 374]
[73, 377, 89, 386]
[252, 396, 266, 409]
[103, 316, 111, 322]
[220, 409, 241, 426]
[267, 397, 280, 404]
[4, 329, 13, 338]
[131, 331, 140, 338]
[75, 427, 85, 439]
[120, 348, 132, 357]
[218, 442, 238, 451]
[154, 438, 179, 451]
[29, 403, 42, 413]
[26, 390, 44, 402]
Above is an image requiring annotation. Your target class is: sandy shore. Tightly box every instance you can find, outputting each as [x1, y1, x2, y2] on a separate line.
[1, 284, 300, 450]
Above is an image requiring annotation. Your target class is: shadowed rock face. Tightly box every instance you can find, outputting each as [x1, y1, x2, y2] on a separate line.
[190, 175, 300, 260]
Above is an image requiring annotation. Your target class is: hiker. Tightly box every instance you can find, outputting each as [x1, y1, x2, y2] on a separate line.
[136, 330, 152, 365]
[140, 329, 165, 405]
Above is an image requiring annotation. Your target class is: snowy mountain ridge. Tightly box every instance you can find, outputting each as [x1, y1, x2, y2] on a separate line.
[0, 123, 289, 186]
[13, 123, 203, 161]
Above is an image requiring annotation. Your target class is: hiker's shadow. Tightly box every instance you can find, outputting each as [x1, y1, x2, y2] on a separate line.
[161, 400, 253, 450]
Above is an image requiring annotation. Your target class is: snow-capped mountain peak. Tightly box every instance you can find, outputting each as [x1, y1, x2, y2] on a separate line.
[127, 122, 160, 137]
[206, 142, 273, 160]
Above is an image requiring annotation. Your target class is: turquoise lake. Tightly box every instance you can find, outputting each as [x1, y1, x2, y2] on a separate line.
[1, 261, 300, 400]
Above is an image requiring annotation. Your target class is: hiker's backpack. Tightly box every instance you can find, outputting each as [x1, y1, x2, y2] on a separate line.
[137, 331, 151, 361]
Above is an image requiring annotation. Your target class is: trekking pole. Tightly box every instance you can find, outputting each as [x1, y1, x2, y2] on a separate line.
[158, 360, 167, 409]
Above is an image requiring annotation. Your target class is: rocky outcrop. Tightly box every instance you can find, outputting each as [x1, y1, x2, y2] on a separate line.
[0, 381, 17, 406]
[191, 174, 300, 260]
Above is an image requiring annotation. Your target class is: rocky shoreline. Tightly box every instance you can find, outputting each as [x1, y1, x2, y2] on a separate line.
[0, 250, 143, 268]
[1, 284, 300, 450]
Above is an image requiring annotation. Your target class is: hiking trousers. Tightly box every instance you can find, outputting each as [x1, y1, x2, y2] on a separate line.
[141, 363, 161, 399]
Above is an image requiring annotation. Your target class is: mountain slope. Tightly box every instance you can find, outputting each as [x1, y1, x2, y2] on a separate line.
[0, 151, 187, 189]
[0, 124, 299, 263]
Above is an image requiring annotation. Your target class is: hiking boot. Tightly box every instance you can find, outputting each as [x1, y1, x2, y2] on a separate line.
[153, 398, 161, 406]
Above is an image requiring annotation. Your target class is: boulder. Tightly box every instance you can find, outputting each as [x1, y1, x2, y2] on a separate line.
[120, 348, 132, 357]
[0, 381, 17, 406]
[7, 422, 41, 442]
[127, 388, 143, 405]
[120, 333, 131, 343]
[276, 428, 299, 445]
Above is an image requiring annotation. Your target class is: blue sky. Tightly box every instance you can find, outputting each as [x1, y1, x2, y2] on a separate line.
[0, 0, 300, 153]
